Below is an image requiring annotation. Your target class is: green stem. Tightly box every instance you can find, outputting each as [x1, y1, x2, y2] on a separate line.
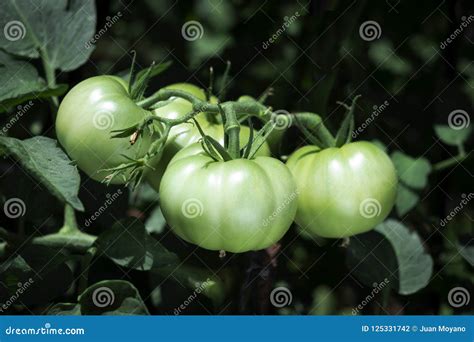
[433, 154, 467, 171]
[222, 104, 240, 158]
[40, 49, 59, 108]
[59, 204, 80, 234]
[31, 232, 96, 253]
[78, 247, 97, 294]
[137, 89, 267, 119]
[293, 113, 336, 148]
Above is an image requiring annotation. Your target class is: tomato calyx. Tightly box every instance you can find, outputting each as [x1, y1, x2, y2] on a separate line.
[292, 95, 361, 150]
[107, 84, 279, 186]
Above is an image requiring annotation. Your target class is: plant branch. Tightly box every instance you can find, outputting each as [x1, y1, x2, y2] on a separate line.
[433, 153, 467, 171]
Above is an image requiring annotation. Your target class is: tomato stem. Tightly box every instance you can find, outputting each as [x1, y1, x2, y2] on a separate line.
[222, 104, 241, 158]
[293, 113, 336, 148]
[432, 153, 467, 171]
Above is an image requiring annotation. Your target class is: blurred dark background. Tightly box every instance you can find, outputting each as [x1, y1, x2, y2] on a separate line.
[0, 0, 472, 315]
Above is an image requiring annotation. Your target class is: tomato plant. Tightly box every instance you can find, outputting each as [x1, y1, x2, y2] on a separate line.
[56, 76, 155, 183]
[159, 143, 297, 253]
[287, 141, 398, 238]
[0, 0, 471, 319]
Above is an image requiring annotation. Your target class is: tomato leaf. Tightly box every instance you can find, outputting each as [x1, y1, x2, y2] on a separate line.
[0, 0, 96, 72]
[376, 220, 433, 295]
[0, 136, 84, 211]
[0, 247, 74, 306]
[346, 219, 433, 295]
[153, 265, 227, 308]
[458, 244, 474, 267]
[78, 280, 149, 315]
[434, 124, 472, 146]
[94, 218, 179, 271]
[391, 151, 432, 190]
[145, 205, 167, 235]
[47, 303, 81, 315]
[395, 183, 420, 216]
[0, 52, 67, 112]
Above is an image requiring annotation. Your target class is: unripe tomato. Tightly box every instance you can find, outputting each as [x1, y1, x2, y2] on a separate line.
[56, 76, 154, 183]
[159, 143, 298, 253]
[144, 84, 271, 191]
[286, 141, 397, 238]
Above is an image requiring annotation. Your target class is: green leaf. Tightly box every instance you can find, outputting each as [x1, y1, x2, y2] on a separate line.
[434, 124, 471, 146]
[368, 40, 413, 75]
[78, 280, 149, 315]
[347, 219, 433, 295]
[0, 136, 84, 211]
[309, 285, 337, 315]
[0, 246, 74, 306]
[0, 0, 96, 71]
[155, 265, 227, 307]
[0, 52, 67, 112]
[395, 183, 420, 216]
[458, 245, 474, 267]
[95, 218, 178, 271]
[376, 220, 433, 294]
[47, 303, 81, 315]
[145, 205, 167, 235]
[346, 228, 397, 288]
[391, 151, 432, 189]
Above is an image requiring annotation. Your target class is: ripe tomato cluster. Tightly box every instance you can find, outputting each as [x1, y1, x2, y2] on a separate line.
[55, 76, 397, 252]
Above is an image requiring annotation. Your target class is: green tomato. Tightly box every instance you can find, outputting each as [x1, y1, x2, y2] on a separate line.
[144, 84, 271, 191]
[56, 76, 154, 184]
[159, 143, 298, 253]
[286, 141, 397, 238]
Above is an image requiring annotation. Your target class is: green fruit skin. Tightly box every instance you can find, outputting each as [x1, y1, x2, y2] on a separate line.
[286, 141, 398, 238]
[56, 76, 154, 184]
[144, 84, 271, 191]
[159, 143, 298, 253]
